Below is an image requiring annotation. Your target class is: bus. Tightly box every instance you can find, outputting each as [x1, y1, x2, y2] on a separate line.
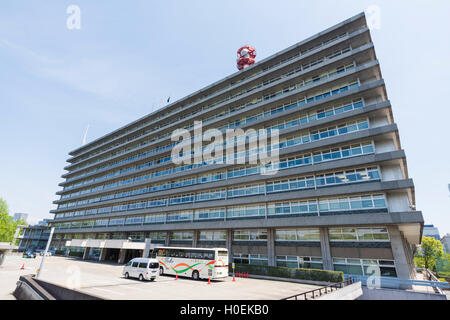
[151, 246, 229, 280]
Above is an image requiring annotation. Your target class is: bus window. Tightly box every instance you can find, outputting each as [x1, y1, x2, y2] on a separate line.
[132, 261, 139, 268]
[218, 250, 228, 257]
[138, 262, 148, 268]
[204, 252, 214, 260]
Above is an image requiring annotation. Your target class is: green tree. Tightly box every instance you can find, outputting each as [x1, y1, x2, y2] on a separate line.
[415, 236, 444, 271]
[0, 198, 27, 243]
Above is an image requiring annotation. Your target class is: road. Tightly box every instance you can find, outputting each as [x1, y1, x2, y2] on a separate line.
[0, 255, 319, 300]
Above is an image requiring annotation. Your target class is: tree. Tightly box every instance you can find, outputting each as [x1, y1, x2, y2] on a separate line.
[415, 236, 444, 271]
[0, 198, 27, 244]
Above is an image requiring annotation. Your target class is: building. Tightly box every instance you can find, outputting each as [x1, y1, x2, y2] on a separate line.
[17, 222, 51, 252]
[49, 12, 423, 280]
[441, 234, 450, 254]
[423, 224, 440, 240]
[13, 213, 28, 223]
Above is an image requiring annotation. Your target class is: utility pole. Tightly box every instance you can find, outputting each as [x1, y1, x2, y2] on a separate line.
[36, 227, 54, 279]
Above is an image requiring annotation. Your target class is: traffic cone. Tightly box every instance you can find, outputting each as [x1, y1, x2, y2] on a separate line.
[208, 277, 211, 285]
[175, 273, 178, 280]
[20, 264, 24, 270]
[232, 274, 236, 282]
[246, 272, 249, 278]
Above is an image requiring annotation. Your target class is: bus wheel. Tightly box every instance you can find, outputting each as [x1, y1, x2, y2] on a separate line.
[192, 270, 200, 281]
[159, 267, 164, 276]
[139, 274, 144, 281]
[124, 272, 129, 279]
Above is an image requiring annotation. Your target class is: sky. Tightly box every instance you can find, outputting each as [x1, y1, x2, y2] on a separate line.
[0, 1, 449, 234]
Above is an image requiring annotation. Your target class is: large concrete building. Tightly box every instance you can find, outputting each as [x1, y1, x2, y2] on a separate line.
[49, 12, 423, 280]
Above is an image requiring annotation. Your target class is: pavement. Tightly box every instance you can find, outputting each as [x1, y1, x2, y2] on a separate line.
[0, 255, 320, 300]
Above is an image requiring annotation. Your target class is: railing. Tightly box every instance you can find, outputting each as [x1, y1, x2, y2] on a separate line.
[424, 269, 445, 294]
[281, 278, 353, 300]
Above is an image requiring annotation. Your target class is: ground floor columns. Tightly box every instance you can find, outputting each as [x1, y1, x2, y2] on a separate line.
[143, 238, 153, 258]
[267, 228, 276, 267]
[226, 230, 232, 264]
[387, 225, 413, 288]
[193, 230, 199, 248]
[319, 227, 333, 271]
[99, 248, 107, 261]
[118, 249, 127, 264]
[82, 247, 89, 260]
[165, 232, 171, 246]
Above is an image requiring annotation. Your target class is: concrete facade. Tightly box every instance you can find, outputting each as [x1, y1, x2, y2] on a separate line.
[48, 12, 423, 280]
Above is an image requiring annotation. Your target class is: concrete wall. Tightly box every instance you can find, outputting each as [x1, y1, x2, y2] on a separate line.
[358, 287, 447, 300]
[316, 281, 363, 300]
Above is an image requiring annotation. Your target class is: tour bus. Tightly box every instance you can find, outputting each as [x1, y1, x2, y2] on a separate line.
[151, 246, 228, 280]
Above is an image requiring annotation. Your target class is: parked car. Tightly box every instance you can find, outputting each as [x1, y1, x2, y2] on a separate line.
[40, 251, 53, 256]
[123, 258, 159, 281]
[23, 251, 36, 258]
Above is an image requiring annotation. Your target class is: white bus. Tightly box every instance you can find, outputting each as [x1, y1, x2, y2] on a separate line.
[152, 246, 229, 280]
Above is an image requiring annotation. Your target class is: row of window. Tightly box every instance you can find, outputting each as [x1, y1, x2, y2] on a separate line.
[333, 258, 397, 277]
[55, 191, 387, 227]
[62, 97, 366, 200]
[276, 255, 323, 269]
[69, 37, 353, 168]
[57, 137, 375, 212]
[65, 74, 361, 187]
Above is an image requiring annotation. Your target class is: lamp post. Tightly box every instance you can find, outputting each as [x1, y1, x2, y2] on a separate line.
[36, 227, 54, 279]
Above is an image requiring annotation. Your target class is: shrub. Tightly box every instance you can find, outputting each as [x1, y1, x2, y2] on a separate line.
[68, 250, 83, 258]
[231, 263, 344, 283]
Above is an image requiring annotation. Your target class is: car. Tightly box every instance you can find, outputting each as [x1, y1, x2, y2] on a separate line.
[122, 258, 160, 281]
[23, 251, 36, 258]
[40, 251, 52, 256]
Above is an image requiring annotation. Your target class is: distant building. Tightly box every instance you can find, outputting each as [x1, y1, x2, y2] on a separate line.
[13, 213, 28, 222]
[38, 219, 51, 226]
[423, 224, 440, 240]
[17, 222, 51, 252]
[441, 234, 450, 254]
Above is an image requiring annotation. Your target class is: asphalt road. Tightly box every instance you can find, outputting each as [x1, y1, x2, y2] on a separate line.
[0, 255, 319, 300]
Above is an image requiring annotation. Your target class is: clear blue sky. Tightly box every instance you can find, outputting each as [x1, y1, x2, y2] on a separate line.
[0, 1, 449, 234]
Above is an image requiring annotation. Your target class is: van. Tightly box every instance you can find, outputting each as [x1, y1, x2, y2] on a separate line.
[122, 258, 160, 281]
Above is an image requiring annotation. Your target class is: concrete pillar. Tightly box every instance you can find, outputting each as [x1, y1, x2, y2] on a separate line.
[400, 230, 416, 279]
[118, 249, 127, 264]
[319, 227, 333, 270]
[82, 247, 89, 260]
[267, 228, 276, 267]
[99, 248, 107, 261]
[165, 232, 171, 247]
[226, 230, 232, 263]
[143, 238, 153, 258]
[387, 226, 413, 287]
[193, 230, 199, 248]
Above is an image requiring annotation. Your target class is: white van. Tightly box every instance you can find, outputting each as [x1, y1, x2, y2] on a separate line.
[122, 258, 160, 281]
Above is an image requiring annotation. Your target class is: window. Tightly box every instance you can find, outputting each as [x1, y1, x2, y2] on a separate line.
[275, 229, 320, 241]
[330, 227, 389, 241]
